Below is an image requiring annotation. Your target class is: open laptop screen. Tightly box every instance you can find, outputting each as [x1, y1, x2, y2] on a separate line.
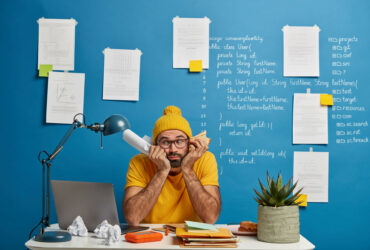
[51, 180, 120, 232]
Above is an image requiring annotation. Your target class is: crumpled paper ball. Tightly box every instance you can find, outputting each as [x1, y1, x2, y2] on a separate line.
[94, 220, 121, 245]
[67, 215, 88, 237]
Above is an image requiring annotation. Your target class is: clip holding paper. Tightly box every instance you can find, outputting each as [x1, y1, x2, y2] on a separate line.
[313, 24, 321, 32]
[309, 147, 313, 152]
[135, 48, 143, 56]
[37, 17, 45, 24]
[70, 18, 78, 26]
[103, 47, 110, 55]
[204, 16, 211, 24]
[306, 88, 311, 94]
[172, 16, 180, 23]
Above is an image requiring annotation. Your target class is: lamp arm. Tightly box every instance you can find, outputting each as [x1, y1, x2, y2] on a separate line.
[47, 120, 82, 163]
[30, 113, 128, 242]
[36, 116, 83, 236]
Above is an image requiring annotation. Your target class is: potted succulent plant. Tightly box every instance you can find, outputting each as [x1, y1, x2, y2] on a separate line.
[254, 172, 303, 243]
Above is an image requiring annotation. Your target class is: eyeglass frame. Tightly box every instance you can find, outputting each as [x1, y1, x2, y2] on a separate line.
[157, 137, 189, 149]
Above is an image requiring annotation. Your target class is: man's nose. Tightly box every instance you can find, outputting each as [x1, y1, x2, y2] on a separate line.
[169, 142, 177, 151]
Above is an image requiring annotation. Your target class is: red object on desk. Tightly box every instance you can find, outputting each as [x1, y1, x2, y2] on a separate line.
[125, 231, 163, 243]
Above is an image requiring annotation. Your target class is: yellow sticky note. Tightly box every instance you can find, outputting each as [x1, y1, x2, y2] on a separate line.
[320, 94, 334, 106]
[189, 60, 203, 72]
[296, 194, 308, 207]
[39, 64, 53, 77]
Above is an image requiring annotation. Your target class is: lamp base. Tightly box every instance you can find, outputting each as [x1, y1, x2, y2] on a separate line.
[34, 231, 72, 242]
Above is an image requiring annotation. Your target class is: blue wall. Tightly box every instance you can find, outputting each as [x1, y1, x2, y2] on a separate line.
[1, 0, 369, 249]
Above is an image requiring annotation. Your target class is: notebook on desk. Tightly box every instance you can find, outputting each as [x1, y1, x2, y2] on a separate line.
[51, 180, 148, 233]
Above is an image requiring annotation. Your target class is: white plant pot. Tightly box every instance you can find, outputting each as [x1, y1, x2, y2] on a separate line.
[257, 205, 300, 243]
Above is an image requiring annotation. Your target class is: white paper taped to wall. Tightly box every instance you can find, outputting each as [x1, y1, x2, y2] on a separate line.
[282, 25, 320, 77]
[38, 18, 77, 71]
[172, 16, 210, 69]
[122, 129, 151, 155]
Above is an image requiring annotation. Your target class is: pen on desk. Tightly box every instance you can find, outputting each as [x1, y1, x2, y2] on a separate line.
[151, 227, 166, 233]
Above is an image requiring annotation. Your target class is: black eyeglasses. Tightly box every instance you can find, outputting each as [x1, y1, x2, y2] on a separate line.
[158, 138, 188, 149]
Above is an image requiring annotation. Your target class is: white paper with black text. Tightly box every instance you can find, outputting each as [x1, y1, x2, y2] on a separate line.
[283, 25, 320, 77]
[38, 18, 77, 71]
[173, 17, 210, 69]
[293, 93, 328, 144]
[103, 48, 142, 101]
[293, 151, 329, 202]
[46, 72, 85, 124]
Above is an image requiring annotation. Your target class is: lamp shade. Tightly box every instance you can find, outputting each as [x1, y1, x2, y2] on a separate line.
[103, 115, 130, 136]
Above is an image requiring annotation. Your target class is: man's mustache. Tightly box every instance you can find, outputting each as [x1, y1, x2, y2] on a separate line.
[167, 152, 182, 159]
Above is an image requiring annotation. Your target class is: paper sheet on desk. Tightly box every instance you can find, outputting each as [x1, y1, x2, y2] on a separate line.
[293, 151, 329, 202]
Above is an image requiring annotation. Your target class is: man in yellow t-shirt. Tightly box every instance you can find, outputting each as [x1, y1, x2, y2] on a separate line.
[123, 106, 221, 225]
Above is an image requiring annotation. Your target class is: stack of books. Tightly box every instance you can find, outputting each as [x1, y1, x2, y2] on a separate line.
[176, 221, 239, 248]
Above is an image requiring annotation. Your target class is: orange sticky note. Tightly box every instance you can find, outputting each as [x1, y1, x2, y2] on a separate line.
[296, 194, 308, 207]
[189, 60, 203, 72]
[320, 94, 334, 106]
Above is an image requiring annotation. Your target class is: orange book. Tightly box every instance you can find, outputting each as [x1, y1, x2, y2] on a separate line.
[176, 228, 232, 238]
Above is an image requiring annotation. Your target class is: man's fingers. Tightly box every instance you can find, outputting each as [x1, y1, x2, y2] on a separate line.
[189, 144, 196, 152]
[190, 140, 201, 149]
[150, 146, 163, 160]
[192, 139, 208, 153]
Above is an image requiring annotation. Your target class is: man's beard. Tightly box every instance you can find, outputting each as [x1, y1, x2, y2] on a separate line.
[167, 152, 184, 168]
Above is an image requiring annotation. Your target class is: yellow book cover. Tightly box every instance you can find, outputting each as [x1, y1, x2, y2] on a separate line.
[176, 228, 232, 238]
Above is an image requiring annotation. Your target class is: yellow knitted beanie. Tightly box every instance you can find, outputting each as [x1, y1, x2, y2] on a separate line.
[152, 106, 192, 143]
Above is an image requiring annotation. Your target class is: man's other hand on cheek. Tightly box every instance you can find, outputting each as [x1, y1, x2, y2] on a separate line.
[182, 138, 208, 171]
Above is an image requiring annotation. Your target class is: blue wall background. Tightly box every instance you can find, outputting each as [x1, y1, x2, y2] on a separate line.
[1, 0, 369, 249]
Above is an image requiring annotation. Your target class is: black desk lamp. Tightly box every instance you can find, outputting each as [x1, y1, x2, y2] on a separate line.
[30, 113, 130, 242]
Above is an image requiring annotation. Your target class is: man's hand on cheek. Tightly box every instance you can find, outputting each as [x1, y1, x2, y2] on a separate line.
[149, 146, 171, 173]
[182, 139, 208, 171]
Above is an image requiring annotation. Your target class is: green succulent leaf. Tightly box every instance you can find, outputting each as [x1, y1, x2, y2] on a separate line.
[277, 172, 283, 191]
[255, 198, 267, 206]
[269, 178, 278, 197]
[285, 187, 304, 205]
[284, 180, 298, 198]
[254, 171, 302, 207]
[266, 171, 272, 190]
[254, 189, 269, 205]
[258, 179, 272, 198]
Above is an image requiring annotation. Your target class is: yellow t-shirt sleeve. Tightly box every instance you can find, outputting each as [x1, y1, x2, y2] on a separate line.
[125, 155, 151, 189]
[197, 152, 219, 186]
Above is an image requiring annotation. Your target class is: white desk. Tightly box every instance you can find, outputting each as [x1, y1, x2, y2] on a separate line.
[26, 224, 315, 250]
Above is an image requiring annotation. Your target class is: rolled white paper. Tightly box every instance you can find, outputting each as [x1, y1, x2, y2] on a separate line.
[123, 129, 151, 155]
[142, 135, 152, 144]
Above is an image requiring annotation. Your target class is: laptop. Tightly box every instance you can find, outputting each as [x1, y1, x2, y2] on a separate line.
[51, 180, 148, 233]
